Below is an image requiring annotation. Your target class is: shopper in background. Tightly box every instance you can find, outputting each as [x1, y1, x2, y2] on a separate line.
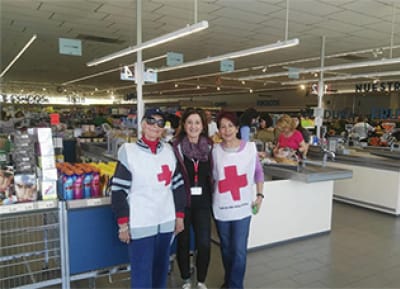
[93, 112, 109, 126]
[111, 108, 186, 289]
[351, 116, 375, 141]
[239, 108, 259, 141]
[273, 114, 308, 159]
[212, 111, 264, 289]
[293, 115, 311, 144]
[205, 110, 219, 138]
[0, 110, 25, 134]
[172, 107, 213, 289]
[254, 112, 277, 143]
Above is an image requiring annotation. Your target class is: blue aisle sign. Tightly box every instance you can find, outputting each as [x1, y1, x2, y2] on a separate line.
[288, 67, 300, 79]
[220, 59, 234, 72]
[144, 69, 157, 83]
[120, 66, 135, 81]
[167, 52, 184, 66]
[59, 38, 82, 56]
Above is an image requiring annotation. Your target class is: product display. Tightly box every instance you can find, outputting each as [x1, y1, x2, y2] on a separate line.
[56, 162, 116, 200]
[14, 173, 37, 202]
[0, 167, 15, 205]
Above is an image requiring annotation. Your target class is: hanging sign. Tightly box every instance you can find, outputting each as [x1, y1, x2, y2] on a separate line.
[220, 59, 234, 72]
[49, 113, 60, 125]
[311, 83, 329, 95]
[59, 38, 82, 56]
[167, 52, 184, 66]
[288, 67, 300, 79]
[120, 66, 135, 81]
[144, 69, 158, 83]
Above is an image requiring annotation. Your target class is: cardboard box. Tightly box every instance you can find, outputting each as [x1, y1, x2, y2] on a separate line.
[40, 180, 57, 200]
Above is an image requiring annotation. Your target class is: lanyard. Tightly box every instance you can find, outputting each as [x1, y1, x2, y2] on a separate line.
[192, 159, 199, 186]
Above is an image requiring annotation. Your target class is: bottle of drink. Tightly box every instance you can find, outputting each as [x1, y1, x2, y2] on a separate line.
[91, 168, 101, 197]
[73, 169, 84, 199]
[63, 170, 74, 200]
[83, 170, 92, 198]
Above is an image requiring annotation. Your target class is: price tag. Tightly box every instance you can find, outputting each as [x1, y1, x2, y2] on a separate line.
[87, 198, 102, 207]
[4, 203, 34, 213]
[22, 203, 35, 211]
[38, 200, 57, 209]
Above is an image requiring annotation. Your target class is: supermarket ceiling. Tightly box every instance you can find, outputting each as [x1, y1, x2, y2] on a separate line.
[1, 0, 400, 102]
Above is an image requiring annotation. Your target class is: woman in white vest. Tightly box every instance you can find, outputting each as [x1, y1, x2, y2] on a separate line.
[111, 108, 186, 289]
[212, 111, 264, 289]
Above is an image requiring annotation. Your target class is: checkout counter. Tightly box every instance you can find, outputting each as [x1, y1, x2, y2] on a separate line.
[309, 146, 400, 216]
[248, 158, 352, 249]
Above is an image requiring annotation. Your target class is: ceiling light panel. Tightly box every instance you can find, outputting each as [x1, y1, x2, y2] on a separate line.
[87, 20, 209, 66]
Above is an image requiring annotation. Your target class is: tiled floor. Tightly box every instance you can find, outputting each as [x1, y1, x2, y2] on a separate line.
[73, 201, 400, 288]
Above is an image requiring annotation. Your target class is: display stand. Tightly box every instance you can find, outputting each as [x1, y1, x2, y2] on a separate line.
[0, 198, 130, 289]
[65, 198, 129, 275]
[60, 197, 129, 289]
[0, 200, 61, 289]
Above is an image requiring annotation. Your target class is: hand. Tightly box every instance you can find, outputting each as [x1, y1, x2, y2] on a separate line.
[175, 217, 184, 235]
[258, 151, 267, 159]
[118, 224, 130, 244]
[252, 195, 263, 213]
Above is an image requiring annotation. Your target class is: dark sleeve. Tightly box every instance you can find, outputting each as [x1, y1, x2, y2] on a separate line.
[110, 161, 132, 224]
[171, 164, 186, 218]
[302, 128, 311, 143]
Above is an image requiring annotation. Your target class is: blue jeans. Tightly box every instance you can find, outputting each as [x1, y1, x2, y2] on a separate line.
[128, 232, 173, 289]
[215, 217, 251, 289]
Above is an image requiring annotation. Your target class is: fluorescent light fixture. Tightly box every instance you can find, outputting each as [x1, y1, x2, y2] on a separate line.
[87, 21, 209, 67]
[0, 34, 37, 78]
[157, 38, 299, 72]
[240, 56, 400, 81]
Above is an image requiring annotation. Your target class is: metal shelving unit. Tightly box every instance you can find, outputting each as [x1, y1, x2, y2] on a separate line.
[0, 200, 61, 289]
[0, 197, 130, 289]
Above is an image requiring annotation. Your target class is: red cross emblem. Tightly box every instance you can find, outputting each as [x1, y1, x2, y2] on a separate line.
[218, 165, 247, 201]
[157, 165, 172, 186]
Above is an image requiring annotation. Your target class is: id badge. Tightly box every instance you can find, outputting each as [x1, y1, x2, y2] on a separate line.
[190, 187, 202, 196]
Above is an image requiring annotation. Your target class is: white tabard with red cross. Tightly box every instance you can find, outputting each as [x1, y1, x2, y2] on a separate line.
[120, 142, 176, 237]
[212, 141, 257, 221]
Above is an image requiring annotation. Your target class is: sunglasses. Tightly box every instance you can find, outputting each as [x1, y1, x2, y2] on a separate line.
[145, 116, 166, 128]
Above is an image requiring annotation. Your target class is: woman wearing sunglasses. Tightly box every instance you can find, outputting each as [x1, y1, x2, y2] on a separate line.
[111, 108, 186, 289]
[172, 108, 213, 289]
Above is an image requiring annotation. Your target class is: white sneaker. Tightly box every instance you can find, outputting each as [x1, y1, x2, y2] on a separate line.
[197, 282, 208, 289]
[182, 280, 192, 289]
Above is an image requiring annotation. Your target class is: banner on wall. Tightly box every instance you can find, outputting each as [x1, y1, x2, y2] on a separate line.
[355, 81, 400, 93]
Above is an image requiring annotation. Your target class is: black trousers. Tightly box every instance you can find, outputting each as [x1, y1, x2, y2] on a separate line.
[176, 206, 211, 283]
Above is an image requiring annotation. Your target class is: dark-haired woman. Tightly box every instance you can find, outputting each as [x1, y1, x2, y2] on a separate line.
[239, 108, 259, 141]
[213, 110, 264, 289]
[254, 112, 277, 144]
[172, 108, 213, 289]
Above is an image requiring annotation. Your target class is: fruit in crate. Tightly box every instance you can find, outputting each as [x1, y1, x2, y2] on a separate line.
[368, 137, 380, 146]
[81, 131, 96, 137]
